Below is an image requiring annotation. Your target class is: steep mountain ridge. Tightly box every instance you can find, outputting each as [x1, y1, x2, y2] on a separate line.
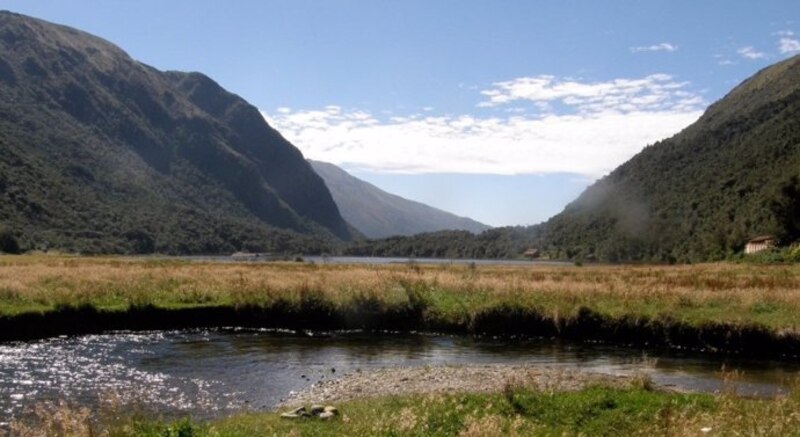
[0, 11, 351, 253]
[309, 160, 490, 238]
[342, 55, 800, 262]
[539, 55, 800, 262]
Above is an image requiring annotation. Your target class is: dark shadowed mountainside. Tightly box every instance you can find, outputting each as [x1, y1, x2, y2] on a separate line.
[309, 160, 490, 238]
[0, 11, 352, 254]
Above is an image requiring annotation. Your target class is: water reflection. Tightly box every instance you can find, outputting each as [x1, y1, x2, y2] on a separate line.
[1, 329, 799, 424]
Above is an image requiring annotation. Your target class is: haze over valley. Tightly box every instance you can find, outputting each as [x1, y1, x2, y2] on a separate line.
[1, 3, 800, 435]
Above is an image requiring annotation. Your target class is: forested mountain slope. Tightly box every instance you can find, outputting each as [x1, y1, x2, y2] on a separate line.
[0, 11, 351, 254]
[540, 55, 800, 262]
[344, 56, 800, 262]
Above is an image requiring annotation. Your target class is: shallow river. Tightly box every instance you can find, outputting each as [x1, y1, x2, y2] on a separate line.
[2, 329, 799, 425]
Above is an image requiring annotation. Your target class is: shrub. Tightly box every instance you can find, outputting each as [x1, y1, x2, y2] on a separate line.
[0, 225, 20, 254]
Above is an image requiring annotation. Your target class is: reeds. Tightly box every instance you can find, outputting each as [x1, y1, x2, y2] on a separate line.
[2, 255, 800, 357]
[2, 256, 799, 328]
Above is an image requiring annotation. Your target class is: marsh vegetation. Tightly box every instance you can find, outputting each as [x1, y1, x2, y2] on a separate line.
[2, 255, 800, 355]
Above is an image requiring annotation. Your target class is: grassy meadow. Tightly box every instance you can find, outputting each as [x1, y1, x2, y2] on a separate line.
[1, 255, 800, 331]
[14, 380, 800, 436]
[6, 255, 800, 436]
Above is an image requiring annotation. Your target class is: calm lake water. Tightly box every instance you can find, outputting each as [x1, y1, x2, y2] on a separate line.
[141, 254, 572, 266]
[2, 329, 799, 425]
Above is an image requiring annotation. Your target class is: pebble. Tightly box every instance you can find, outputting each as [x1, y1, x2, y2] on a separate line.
[282, 365, 629, 407]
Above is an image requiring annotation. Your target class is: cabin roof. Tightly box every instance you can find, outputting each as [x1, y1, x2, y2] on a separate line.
[747, 235, 775, 243]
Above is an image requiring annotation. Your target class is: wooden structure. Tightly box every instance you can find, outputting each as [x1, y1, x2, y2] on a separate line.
[745, 235, 775, 254]
[522, 248, 540, 259]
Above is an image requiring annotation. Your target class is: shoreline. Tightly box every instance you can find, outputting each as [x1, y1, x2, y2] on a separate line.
[2, 256, 800, 360]
[3, 304, 800, 360]
[280, 364, 641, 408]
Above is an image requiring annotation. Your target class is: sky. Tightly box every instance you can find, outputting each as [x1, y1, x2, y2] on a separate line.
[2, 1, 799, 227]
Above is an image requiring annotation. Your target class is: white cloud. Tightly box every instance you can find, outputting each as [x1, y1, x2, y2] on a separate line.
[737, 46, 767, 59]
[773, 30, 795, 37]
[779, 37, 800, 54]
[630, 42, 678, 53]
[264, 74, 705, 178]
[477, 74, 700, 113]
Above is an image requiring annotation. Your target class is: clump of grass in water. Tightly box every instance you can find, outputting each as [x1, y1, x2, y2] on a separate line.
[9, 400, 94, 436]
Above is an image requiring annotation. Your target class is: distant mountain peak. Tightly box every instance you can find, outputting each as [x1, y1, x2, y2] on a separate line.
[309, 160, 490, 238]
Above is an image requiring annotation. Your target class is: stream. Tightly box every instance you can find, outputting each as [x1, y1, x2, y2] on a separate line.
[2, 329, 799, 425]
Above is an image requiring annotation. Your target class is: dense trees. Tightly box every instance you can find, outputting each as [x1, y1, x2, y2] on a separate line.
[0, 225, 20, 254]
[0, 12, 350, 255]
[345, 56, 800, 263]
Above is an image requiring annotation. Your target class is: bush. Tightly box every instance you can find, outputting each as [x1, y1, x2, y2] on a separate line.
[0, 225, 20, 254]
[788, 245, 800, 263]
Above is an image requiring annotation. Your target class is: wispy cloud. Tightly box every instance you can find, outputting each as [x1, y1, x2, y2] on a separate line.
[630, 42, 678, 53]
[737, 46, 767, 59]
[779, 37, 800, 54]
[477, 74, 702, 113]
[263, 75, 705, 178]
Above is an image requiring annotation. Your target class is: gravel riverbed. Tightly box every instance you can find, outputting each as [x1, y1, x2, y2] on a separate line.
[281, 365, 637, 407]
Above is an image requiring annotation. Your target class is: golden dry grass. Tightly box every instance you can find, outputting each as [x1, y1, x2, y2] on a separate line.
[20, 380, 800, 437]
[1, 255, 800, 330]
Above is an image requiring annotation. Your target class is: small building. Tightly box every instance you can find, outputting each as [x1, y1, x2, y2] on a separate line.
[745, 235, 775, 254]
[231, 251, 275, 261]
[231, 251, 257, 261]
[522, 248, 540, 259]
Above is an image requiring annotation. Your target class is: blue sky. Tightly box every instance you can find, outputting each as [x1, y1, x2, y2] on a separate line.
[3, 1, 799, 226]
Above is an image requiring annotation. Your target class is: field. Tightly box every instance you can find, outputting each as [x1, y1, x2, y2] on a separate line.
[13, 378, 800, 436]
[5, 255, 800, 435]
[2, 255, 800, 355]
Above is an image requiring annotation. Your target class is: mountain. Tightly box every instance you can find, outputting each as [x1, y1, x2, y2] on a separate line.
[343, 55, 800, 262]
[0, 11, 352, 254]
[538, 55, 800, 262]
[309, 160, 490, 238]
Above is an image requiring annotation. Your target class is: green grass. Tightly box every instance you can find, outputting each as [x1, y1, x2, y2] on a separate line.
[76, 385, 800, 437]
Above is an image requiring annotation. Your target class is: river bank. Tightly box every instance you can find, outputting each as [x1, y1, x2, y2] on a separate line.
[11, 363, 800, 436]
[2, 256, 800, 358]
[281, 364, 633, 407]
